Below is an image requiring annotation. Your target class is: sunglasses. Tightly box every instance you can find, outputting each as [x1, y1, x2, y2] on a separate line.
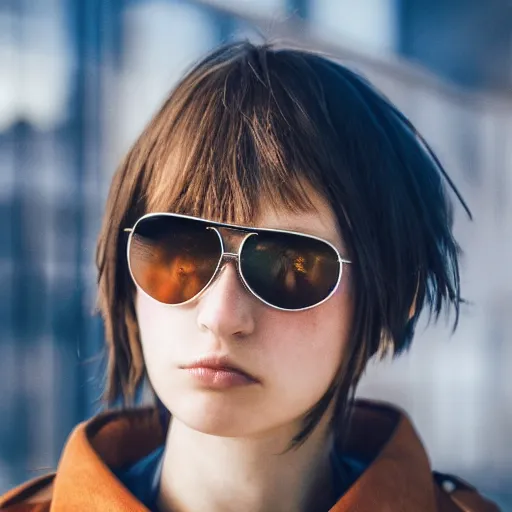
[124, 213, 351, 312]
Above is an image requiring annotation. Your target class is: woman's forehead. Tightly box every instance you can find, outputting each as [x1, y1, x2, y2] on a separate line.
[254, 192, 345, 252]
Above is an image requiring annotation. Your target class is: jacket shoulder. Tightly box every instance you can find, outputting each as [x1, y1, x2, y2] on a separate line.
[0, 473, 55, 511]
[433, 471, 501, 512]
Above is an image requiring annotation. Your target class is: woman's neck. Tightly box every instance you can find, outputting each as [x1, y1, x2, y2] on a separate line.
[156, 417, 337, 512]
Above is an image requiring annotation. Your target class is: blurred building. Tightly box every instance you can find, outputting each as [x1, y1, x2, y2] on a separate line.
[0, 0, 511, 507]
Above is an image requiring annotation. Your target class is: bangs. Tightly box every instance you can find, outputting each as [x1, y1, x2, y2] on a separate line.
[140, 46, 330, 226]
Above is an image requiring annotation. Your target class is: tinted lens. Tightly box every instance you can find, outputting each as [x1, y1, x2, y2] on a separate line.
[128, 215, 222, 304]
[240, 232, 341, 310]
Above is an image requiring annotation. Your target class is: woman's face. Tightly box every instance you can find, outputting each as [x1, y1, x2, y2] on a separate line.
[136, 189, 354, 438]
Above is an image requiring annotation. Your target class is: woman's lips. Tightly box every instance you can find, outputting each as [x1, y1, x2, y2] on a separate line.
[180, 356, 259, 389]
[183, 367, 258, 388]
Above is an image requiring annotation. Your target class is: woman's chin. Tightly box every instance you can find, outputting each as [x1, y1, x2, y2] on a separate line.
[166, 393, 262, 437]
[174, 410, 253, 437]
[158, 385, 308, 439]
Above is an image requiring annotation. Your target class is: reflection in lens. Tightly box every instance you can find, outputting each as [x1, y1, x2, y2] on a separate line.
[240, 232, 340, 310]
[129, 216, 222, 304]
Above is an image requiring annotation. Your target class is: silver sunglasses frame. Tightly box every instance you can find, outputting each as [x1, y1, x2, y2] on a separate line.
[124, 212, 351, 312]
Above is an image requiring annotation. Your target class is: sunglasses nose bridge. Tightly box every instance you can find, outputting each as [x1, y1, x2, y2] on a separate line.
[216, 252, 242, 278]
[221, 252, 239, 262]
[210, 252, 253, 305]
[217, 227, 254, 249]
[214, 239, 249, 289]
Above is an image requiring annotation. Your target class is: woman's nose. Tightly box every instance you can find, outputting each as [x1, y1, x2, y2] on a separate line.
[196, 262, 256, 339]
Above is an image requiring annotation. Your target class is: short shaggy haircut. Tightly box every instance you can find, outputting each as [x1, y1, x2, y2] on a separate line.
[96, 41, 469, 448]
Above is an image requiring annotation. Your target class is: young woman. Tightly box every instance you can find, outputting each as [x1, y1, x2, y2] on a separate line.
[1, 42, 500, 511]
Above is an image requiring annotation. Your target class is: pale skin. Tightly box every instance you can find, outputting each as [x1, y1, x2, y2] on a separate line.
[136, 188, 354, 512]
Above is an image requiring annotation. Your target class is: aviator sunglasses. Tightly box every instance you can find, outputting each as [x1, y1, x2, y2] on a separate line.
[125, 213, 351, 312]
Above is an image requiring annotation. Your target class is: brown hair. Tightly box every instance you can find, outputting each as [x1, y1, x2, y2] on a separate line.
[96, 41, 468, 447]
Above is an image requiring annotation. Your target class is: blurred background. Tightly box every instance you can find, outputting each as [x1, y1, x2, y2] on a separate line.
[0, 0, 511, 508]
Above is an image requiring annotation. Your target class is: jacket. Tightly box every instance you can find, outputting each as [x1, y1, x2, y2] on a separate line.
[0, 400, 500, 511]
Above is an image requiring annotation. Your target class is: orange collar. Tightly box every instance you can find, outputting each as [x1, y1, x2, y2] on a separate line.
[2, 401, 440, 511]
